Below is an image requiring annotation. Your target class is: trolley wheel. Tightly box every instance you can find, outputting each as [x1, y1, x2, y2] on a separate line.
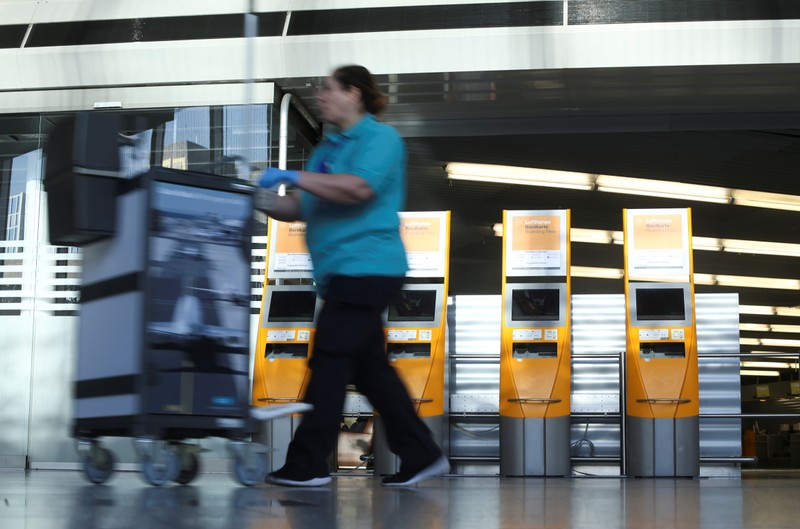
[174, 450, 201, 485]
[233, 452, 268, 487]
[141, 448, 180, 487]
[82, 446, 115, 484]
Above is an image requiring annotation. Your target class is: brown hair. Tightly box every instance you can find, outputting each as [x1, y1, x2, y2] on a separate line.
[333, 65, 388, 116]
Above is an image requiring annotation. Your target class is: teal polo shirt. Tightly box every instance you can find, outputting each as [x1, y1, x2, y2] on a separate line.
[299, 114, 408, 295]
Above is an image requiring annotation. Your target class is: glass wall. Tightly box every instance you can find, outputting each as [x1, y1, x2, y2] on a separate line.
[0, 103, 321, 467]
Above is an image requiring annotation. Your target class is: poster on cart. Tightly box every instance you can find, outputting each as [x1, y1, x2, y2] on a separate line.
[145, 180, 252, 415]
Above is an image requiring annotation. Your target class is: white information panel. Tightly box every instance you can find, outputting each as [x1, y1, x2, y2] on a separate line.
[399, 211, 449, 278]
[267, 219, 314, 279]
[504, 210, 568, 277]
[625, 208, 692, 281]
[267, 330, 297, 341]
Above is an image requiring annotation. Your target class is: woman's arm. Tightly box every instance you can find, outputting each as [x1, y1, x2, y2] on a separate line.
[260, 192, 302, 222]
[295, 171, 374, 204]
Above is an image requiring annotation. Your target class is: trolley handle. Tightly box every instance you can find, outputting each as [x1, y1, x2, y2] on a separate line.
[411, 398, 434, 403]
[257, 397, 303, 402]
[636, 398, 692, 404]
[507, 398, 562, 403]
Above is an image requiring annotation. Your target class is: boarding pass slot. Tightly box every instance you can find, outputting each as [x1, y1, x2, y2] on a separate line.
[512, 342, 557, 359]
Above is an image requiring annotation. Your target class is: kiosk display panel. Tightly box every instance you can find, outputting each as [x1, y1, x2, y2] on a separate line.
[511, 288, 560, 322]
[268, 290, 317, 323]
[629, 283, 693, 327]
[384, 285, 444, 328]
[388, 289, 437, 323]
[635, 287, 686, 321]
[262, 286, 320, 328]
[504, 283, 567, 328]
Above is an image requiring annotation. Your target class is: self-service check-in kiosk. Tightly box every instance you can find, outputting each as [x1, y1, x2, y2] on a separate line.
[373, 211, 451, 476]
[623, 208, 699, 477]
[500, 210, 571, 477]
[252, 219, 319, 470]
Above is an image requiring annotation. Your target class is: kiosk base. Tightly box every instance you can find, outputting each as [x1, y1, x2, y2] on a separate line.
[500, 416, 571, 477]
[373, 415, 444, 476]
[627, 416, 699, 477]
[252, 413, 304, 473]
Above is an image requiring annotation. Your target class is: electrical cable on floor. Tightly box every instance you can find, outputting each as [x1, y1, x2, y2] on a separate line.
[570, 420, 596, 457]
[451, 423, 500, 437]
[337, 454, 372, 473]
[571, 469, 598, 477]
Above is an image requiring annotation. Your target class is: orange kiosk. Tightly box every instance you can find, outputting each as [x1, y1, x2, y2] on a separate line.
[251, 219, 319, 471]
[373, 211, 451, 476]
[623, 208, 699, 477]
[500, 210, 571, 476]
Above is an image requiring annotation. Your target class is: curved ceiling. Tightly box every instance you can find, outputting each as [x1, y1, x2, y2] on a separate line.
[279, 63, 800, 351]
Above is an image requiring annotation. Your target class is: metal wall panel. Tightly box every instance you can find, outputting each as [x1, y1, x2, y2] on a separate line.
[569, 294, 625, 473]
[696, 293, 742, 461]
[448, 295, 501, 469]
[448, 292, 741, 475]
[4, 1, 800, 94]
[26, 0, 254, 23]
[7, 286, 742, 469]
[1, 83, 275, 115]
[0, 317, 34, 467]
[449, 295, 500, 414]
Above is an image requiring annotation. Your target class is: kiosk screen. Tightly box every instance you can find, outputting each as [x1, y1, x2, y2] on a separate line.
[388, 290, 437, 322]
[511, 288, 560, 322]
[268, 291, 317, 322]
[635, 288, 686, 321]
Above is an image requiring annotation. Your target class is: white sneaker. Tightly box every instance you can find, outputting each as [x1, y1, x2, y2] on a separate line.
[381, 455, 450, 487]
[250, 403, 313, 421]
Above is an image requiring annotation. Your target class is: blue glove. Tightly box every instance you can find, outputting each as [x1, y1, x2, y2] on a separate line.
[259, 168, 299, 188]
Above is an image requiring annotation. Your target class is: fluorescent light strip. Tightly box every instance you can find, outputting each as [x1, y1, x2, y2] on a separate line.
[571, 228, 614, 245]
[741, 361, 799, 369]
[740, 370, 781, 377]
[571, 266, 624, 280]
[761, 338, 800, 347]
[693, 236, 723, 252]
[445, 163, 595, 190]
[693, 274, 716, 286]
[741, 323, 800, 334]
[722, 239, 800, 257]
[740, 305, 779, 316]
[571, 228, 800, 257]
[740, 323, 771, 332]
[740, 305, 800, 317]
[742, 338, 800, 347]
[715, 275, 799, 290]
[749, 350, 800, 358]
[595, 174, 732, 204]
[732, 189, 800, 213]
[568, 267, 798, 290]
[771, 325, 800, 333]
[445, 163, 800, 212]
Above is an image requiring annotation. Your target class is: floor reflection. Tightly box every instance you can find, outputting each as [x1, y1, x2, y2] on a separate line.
[3, 471, 795, 529]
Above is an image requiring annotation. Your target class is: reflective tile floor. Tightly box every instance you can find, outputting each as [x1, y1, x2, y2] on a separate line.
[1, 470, 798, 529]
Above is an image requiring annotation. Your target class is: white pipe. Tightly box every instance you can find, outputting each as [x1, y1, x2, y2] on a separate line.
[278, 92, 293, 195]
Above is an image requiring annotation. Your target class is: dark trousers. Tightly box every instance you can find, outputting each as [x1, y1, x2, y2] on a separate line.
[283, 275, 442, 476]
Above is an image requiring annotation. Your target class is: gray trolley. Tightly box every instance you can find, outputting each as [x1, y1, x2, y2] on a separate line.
[45, 115, 266, 486]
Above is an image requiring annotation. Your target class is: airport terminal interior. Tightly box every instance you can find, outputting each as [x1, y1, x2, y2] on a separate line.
[2, 1, 800, 528]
